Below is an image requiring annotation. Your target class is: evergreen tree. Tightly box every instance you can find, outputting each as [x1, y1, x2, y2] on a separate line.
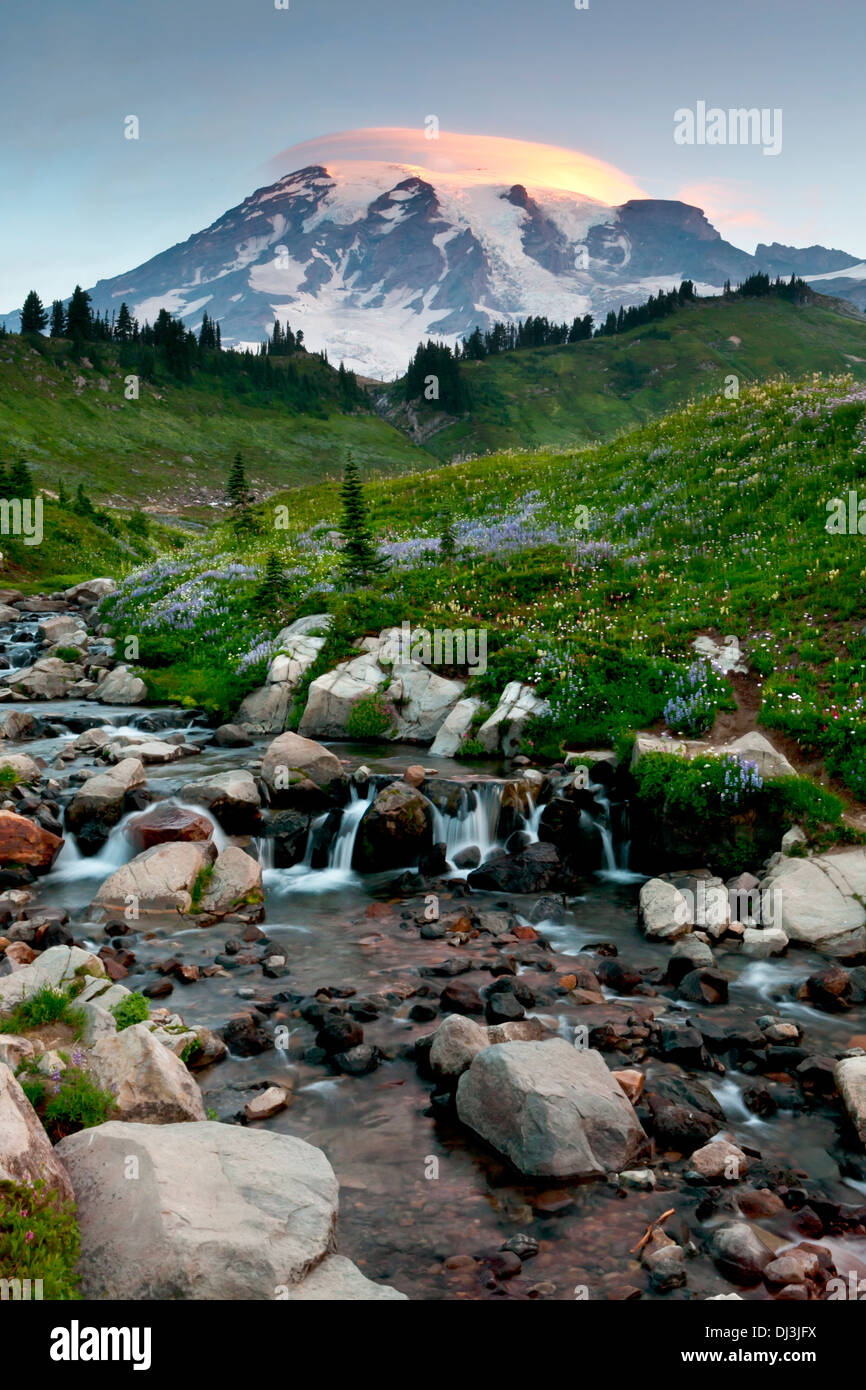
[65, 285, 93, 341]
[440, 513, 457, 563]
[115, 302, 133, 342]
[57, 477, 69, 507]
[49, 300, 66, 337]
[73, 483, 95, 516]
[339, 456, 386, 586]
[9, 460, 34, 498]
[226, 452, 250, 506]
[127, 506, 150, 538]
[252, 551, 287, 616]
[20, 291, 48, 334]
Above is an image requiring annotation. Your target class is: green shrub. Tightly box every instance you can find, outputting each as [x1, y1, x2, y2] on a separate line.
[0, 986, 85, 1037]
[54, 646, 83, 663]
[345, 692, 397, 740]
[0, 1176, 81, 1300]
[0, 766, 19, 787]
[110, 992, 150, 1031]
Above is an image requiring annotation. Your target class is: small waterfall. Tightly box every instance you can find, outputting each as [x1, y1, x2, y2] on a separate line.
[522, 793, 543, 844]
[434, 782, 503, 867]
[273, 789, 374, 893]
[327, 789, 372, 871]
[587, 782, 643, 883]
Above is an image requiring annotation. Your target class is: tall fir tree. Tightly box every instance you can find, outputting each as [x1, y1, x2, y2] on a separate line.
[65, 285, 93, 341]
[10, 460, 34, 498]
[20, 291, 48, 334]
[49, 300, 66, 337]
[226, 452, 249, 506]
[339, 456, 386, 586]
[115, 302, 133, 342]
[440, 514, 457, 563]
[252, 551, 287, 616]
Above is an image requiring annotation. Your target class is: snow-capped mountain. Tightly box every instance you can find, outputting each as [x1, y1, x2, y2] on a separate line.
[5, 141, 865, 378]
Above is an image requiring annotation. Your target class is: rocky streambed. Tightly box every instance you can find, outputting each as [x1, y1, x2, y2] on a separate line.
[0, 587, 865, 1302]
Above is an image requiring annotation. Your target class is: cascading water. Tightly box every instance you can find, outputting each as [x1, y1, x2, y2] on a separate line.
[433, 782, 503, 868]
[271, 788, 374, 894]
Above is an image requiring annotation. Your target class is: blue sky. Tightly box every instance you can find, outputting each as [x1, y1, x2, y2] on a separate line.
[2, 0, 863, 309]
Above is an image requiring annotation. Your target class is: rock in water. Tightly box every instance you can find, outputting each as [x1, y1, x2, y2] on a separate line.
[55, 1120, 407, 1299]
[836, 1055, 866, 1147]
[0, 810, 63, 873]
[353, 782, 434, 871]
[456, 1039, 647, 1177]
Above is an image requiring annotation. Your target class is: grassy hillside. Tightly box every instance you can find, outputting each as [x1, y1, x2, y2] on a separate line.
[100, 371, 866, 809]
[380, 296, 866, 460]
[0, 335, 438, 518]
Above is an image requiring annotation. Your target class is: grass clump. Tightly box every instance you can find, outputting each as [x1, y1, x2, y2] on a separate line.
[0, 1176, 81, 1300]
[0, 986, 85, 1038]
[110, 992, 150, 1031]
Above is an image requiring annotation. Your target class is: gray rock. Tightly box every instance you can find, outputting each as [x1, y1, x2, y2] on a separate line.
[55, 1119, 404, 1299]
[456, 1039, 647, 1177]
[0, 1063, 74, 1200]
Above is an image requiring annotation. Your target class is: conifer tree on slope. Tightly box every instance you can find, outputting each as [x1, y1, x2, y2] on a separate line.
[339, 456, 386, 585]
[20, 291, 48, 334]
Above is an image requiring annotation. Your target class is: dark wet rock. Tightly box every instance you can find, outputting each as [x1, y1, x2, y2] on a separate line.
[453, 845, 482, 869]
[502, 1233, 539, 1259]
[713, 1223, 773, 1284]
[537, 797, 603, 874]
[643, 1074, 726, 1153]
[317, 1014, 364, 1055]
[333, 1044, 379, 1075]
[420, 920, 446, 940]
[677, 968, 729, 1006]
[440, 980, 484, 1016]
[418, 843, 449, 877]
[220, 1011, 274, 1056]
[743, 1082, 777, 1117]
[799, 965, 851, 1012]
[421, 957, 472, 978]
[656, 1020, 706, 1065]
[409, 1000, 438, 1022]
[527, 895, 568, 925]
[595, 958, 643, 995]
[485, 992, 524, 1024]
[127, 803, 214, 852]
[699, 1015, 766, 1053]
[264, 810, 312, 868]
[467, 841, 563, 894]
[143, 979, 173, 999]
[796, 1055, 839, 1096]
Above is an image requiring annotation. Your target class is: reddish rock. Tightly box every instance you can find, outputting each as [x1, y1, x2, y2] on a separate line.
[4, 941, 37, 966]
[403, 766, 426, 788]
[127, 803, 214, 852]
[0, 810, 63, 873]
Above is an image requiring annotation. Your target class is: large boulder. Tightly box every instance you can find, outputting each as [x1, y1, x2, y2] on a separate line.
[0, 709, 37, 740]
[55, 1120, 405, 1299]
[639, 878, 692, 940]
[92, 840, 216, 916]
[7, 657, 84, 699]
[430, 697, 483, 757]
[0, 1063, 74, 1200]
[237, 620, 331, 733]
[836, 1056, 866, 1147]
[299, 646, 388, 740]
[96, 665, 148, 705]
[198, 846, 263, 917]
[761, 853, 866, 957]
[0, 945, 104, 1012]
[476, 682, 549, 756]
[298, 628, 465, 743]
[456, 1039, 648, 1177]
[66, 757, 147, 844]
[64, 577, 117, 604]
[127, 802, 215, 852]
[179, 770, 261, 832]
[0, 752, 41, 783]
[0, 810, 63, 873]
[87, 1025, 206, 1124]
[261, 731, 344, 805]
[353, 782, 434, 871]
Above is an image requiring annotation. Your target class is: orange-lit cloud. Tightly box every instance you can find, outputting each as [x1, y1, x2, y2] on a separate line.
[676, 179, 781, 247]
[263, 128, 647, 206]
